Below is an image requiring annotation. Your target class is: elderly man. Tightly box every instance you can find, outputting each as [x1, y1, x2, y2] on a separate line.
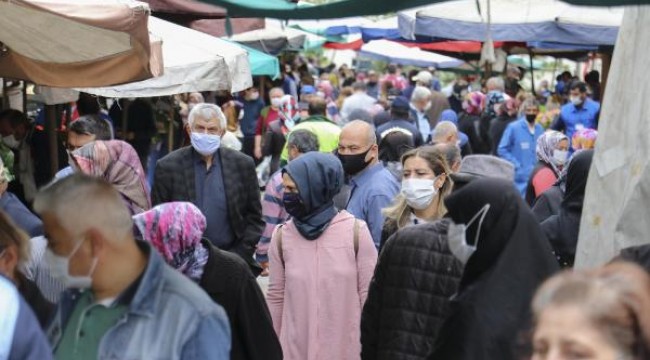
[430, 121, 460, 146]
[258, 129, 320, 275]
[152, 103, 264, 275]
[409, 86, 433, 142]
[34, 174, 231, 359]
[340, 82, 377, 124]
[338, 121, 399, 248]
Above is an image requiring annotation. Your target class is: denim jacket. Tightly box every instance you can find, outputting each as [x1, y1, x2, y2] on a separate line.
[47, 241, 231, 360]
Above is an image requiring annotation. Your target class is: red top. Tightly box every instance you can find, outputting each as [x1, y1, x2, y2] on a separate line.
[255, 107, 280, 136]
[532, 167, 558, 197]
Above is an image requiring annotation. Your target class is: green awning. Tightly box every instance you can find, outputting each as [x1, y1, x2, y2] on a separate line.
[227, 41, 280, 79]
[196, 0, 449, 19]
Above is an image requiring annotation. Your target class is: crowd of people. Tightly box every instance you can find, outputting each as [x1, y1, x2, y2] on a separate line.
[1, 59, 650, 360]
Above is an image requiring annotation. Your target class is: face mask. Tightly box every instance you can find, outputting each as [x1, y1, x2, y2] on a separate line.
[190, 132, 221, 157]
[423, 102, 432, 112]
[553, 149, 569, 166]
[401, 178, 438, 210]
[44, 239, 98, 288]
[447, 204, 491, 264]
[570, 96, 583, 106]
[337, 147, 372, 176]
[247, 92, 260, 101]
[283, 192, 308, 219]
[526, 114, 537, 123]
[2, 135, 19, 150]
[271, 98, 283, 108]
[367, 81, 377, 87]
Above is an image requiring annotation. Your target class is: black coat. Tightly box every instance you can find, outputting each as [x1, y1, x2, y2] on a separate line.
[17, 272, 54, 328]
[362, 220, 463, 360]
[489, 114, 516, 155]
[531, 185, 563, 223]
[152, 146, 264, 275]
[199, 241, 282, 360]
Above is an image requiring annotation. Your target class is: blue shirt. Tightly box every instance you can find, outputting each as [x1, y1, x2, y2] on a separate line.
[0, 192, 43, 237]
[240, 98, 266, 137]
[497, 118, 544, 196]
[346, 163, 399, 248]
[194, 152, 233, 249]
[554, 98, 600, 143]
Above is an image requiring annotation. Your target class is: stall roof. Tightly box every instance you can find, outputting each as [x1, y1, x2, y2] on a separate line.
[359, 40, 464, 69]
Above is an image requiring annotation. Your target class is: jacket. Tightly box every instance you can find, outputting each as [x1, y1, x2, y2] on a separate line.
[47, 241, 231, 359]
[362, 220, 463, 360]
[0, 191, 43, 237]
[262, 119, 288, 175]
[497, 118, 544, 196]
[267, 211, 378, 360]
[152, 146, 264, 275]
[376, 119, 424, 147]
[199, 241, 283, 360]
[280, 115, 341, 161]
[531, 185, 563, 223]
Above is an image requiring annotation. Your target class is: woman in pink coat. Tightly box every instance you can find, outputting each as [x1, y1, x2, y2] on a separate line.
[267, 152, 378, 360]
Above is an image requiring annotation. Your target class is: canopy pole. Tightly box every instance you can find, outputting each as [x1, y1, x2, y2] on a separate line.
[44, 105, 59, 178]
[2, 79, 7, 109]
[528, 49, 535, 95]
[600, 52, 612, 101]
[22, 81, 27, 114]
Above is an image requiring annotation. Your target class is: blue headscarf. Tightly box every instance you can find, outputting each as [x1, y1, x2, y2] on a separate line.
[284, 152, 344, 240]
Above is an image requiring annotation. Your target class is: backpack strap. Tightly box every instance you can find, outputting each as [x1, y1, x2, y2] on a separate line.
[353, 219, 359, 259]
[276, 225, 284, 267]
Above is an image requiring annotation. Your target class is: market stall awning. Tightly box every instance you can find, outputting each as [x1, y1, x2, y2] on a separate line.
[232, 42, 280, 79]
[229, 28, 304, 55]
[359, 40, 464, 69]
[401, 0, 622, 45]
[0, 0, 161, 88]
[79, 16, 251, 98]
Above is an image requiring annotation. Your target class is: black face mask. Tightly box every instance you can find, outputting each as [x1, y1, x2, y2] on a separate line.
[526, 114, 537, 123]
[337, 147, 372, 176]
[367, 81, 378, 87]
[283, 192, 308, 219]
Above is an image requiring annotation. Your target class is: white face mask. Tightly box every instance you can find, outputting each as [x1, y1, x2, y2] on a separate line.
[423, 102, 432, 112]
[570, 96, 583, 106]
[45, 239, 98, 289]
[447, 204, 491, 264]
[247, 92, 260, 101]
[271, 98, 283, 108]
[401, 178, 438, 210]
[190, 132, 221, 156]
[553, 149, 569, 166]
[2, 135, 19, 150]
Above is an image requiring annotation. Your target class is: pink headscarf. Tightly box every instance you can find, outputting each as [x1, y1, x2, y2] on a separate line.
[463, 91, 486, 115]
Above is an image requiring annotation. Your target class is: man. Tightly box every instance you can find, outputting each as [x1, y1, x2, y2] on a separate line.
[281, 97, 341, 162]
[56, 114, 112, 179]
[366, 70, 380, 99]
[552, 81, 600, 144]
[498, 98, 545, 196]
[153, 103, 264, 275]
[338, 121, 399, 248]
[430, 121, 460, 147]
[254, 88, 284, 160]
[409, 86, 433, 142]
[258, 130, 319, 275]
[0, 109, 39, 204]
[340, 82, 377, 123]
[239, 87, 265, 160]
[376, 96, 423, 147]
[432, 142, 462, 173]
[381, 64, 407, 92]
[34, 174, 231, 359]
[282, 64, 298, 99]
[448, 80, 469, 114]
[411, 71, 450, 128]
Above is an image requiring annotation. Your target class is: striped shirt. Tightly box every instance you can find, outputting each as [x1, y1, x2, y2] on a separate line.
[257, 171, 289, 263]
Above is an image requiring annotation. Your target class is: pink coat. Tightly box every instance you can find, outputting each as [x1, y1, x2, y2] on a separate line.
[267, 211, 378, 360]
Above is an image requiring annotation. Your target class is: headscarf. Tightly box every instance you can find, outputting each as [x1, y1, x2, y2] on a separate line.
[284, 152, 344, 240]
[462, 91, 485, 116]
[72, 140, 151, 214]
[483, 90, 505, 118]
[496, 98, 518, 117]
[439, 109, 458, 125]
[536, 130, 569, 176]
[562, 150, 593, 212]
[571, 128, 598, 151]
[133, 202, 209, 281]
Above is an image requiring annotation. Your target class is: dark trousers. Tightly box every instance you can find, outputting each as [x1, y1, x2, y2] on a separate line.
[241, 136, 259, 165]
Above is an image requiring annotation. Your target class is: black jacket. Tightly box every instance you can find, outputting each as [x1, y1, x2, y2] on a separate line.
[362, 220, 463, 360]
[619, 244, 650, 273]
[152, 146, 264, 275]
[199, 241, 282, 360]
[17, 272, 54, 328]
[489, 114, 516, 155]
[531, 185, 563, 223]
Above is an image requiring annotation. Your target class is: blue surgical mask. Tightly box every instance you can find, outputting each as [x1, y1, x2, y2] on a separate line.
[191, 132, 221, 156]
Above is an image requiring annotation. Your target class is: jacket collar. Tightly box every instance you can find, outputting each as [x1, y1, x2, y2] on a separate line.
[127, 241, 166, 317]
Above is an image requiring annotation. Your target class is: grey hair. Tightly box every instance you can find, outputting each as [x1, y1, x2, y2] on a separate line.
[519, 97, 540, 117]
[487, 77, 505, 92]
[269, 87, 284, 97]
[431, 122, 458, 144]
[34, 174, 134, 240]
[187, 103, 227, 129]
[287, 129, 320, 154]
[411, 86, 432, 102]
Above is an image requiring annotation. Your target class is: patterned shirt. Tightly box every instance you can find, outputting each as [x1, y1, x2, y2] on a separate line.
[257, 171, 289, 263]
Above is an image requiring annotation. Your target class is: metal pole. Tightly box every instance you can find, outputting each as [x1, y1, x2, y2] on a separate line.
[528, 49, 536, 94]
[44, 105, 59, 177]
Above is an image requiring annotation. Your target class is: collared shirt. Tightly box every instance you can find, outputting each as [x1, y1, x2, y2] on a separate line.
[346, 163, 400, 249]
[497, 118, 544, 196]
[556, 98, 600, 142]
[410, 105, 431, 142]
[194, 152, 233, 249]
[258, 170, 289, 263]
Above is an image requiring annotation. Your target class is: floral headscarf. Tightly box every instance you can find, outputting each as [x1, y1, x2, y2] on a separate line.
[536, 130, 569, 176]
[572, 128, 598, 151]
[463, 91, 486, 116]
[133, 202, 209, 281]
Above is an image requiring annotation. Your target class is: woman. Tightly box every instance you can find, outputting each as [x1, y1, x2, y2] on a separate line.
[431, 178, 559, 360]
[378, 129, 415, 181]
[134, 202, 282, 360]
[267, 152, 377, 360]
[541, 150, 594, 268]
[531, 262, 650, 359]
[489, 98, 518, 155]
[71, 140, 151, 215]
[526, 130, 569, 206]
[0, 210, 53, 327]
[458, 91, 488, 154]
[380, 146, 453, 249]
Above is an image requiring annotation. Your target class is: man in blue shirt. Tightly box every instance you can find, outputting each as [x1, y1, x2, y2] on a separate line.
[338, 121, 399, 248]
[376, 96, 423, 147]
[498, 98, 545, 196]
[239, 87, 265, 160]
[552, 81, 600, 145]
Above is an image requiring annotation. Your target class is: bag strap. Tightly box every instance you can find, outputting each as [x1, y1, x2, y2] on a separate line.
[276, 225, 284, 267]
[353, 219, 359, 259]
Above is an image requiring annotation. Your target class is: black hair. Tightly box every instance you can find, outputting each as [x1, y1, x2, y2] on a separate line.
[570, 81, 588, 93]
[0, 109, 28, 128]
[308, 97, 327, 116]
[69, 114, 112, 140]
[77, 92, 101, 116]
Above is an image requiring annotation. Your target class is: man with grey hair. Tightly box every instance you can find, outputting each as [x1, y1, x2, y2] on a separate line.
[497, 97, 544, 196]
[340, 82, 377, 123]
[152, 103, 264, 275]
[35, 174, 231, 359]
[409, 86, 433, 142]
[430, 121, 460, 147]
[258, 129, 320, 274]
[337, 120, 399, 248]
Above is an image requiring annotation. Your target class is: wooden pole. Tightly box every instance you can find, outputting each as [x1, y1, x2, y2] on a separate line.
[44, 105, 58, 177]
[22, 81, 27, 114]
[600, 52, 612, 101]
[528, 50, 536, 94]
